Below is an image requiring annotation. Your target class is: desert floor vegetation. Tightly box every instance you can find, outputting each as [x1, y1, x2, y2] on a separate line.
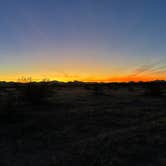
[0, 81, 165, 166]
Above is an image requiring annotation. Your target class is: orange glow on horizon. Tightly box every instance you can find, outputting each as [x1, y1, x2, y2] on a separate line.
[0, 72, 166, 83]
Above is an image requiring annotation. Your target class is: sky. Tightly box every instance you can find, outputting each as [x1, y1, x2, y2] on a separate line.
[0, 0, 166, 82]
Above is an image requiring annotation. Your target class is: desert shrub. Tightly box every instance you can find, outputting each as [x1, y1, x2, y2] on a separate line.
[91, 84, 105, 96]
[83, 84, 92, 91]
[0, 89, 19, 123]
[19, 82, 53, 104]
[128, 86, 135, 92]
[144, 83, 164, 97]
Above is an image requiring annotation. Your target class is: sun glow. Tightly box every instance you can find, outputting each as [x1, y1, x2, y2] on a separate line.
[0, 71, 165, 83]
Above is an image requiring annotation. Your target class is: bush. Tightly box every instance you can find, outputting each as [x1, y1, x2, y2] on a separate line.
[92, 84, 105, 96]
[144, 83, 164, 97]
[19, 82, 53, 104]
[0, 89, 18, 123]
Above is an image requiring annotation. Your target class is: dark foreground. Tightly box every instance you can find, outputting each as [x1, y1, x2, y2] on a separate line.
[0, 82, 166, 166]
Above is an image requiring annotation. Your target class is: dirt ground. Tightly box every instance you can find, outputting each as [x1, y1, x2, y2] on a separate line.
[0, 83, 166, 166]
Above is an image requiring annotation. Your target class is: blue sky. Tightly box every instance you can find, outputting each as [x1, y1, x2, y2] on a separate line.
[0, 0, 166, 81]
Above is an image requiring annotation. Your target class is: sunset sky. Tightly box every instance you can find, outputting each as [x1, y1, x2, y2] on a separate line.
[0, 0, 166, 82]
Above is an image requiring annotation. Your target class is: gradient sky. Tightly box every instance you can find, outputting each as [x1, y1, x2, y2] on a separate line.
[0, 0, 166, 82]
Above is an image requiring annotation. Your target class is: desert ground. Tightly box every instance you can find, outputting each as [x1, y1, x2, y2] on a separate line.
[0, 81, 166, 165]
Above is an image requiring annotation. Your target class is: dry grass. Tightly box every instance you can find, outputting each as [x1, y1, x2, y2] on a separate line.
[0, 82, 165, 165]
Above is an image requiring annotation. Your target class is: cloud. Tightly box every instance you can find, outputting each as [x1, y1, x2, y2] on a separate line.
[99, 61, 166, 82]
[130, 62, 162, 77]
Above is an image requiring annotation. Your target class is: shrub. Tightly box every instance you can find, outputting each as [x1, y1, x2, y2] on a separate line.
[144, 83, 164, 97]
[0, 89, 18, 123]
[92, 84, 105, 96]
[19, 82, 53, 104]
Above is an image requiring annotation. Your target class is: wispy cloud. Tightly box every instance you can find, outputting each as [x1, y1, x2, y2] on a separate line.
[99, 60, 166, 82]
[130, 62, 162, 77]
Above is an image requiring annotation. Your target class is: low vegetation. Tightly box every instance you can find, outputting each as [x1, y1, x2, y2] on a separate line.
[143, 82, 165, 97]
[0, 81, 165, 165]
[18, 82, 54, 104]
